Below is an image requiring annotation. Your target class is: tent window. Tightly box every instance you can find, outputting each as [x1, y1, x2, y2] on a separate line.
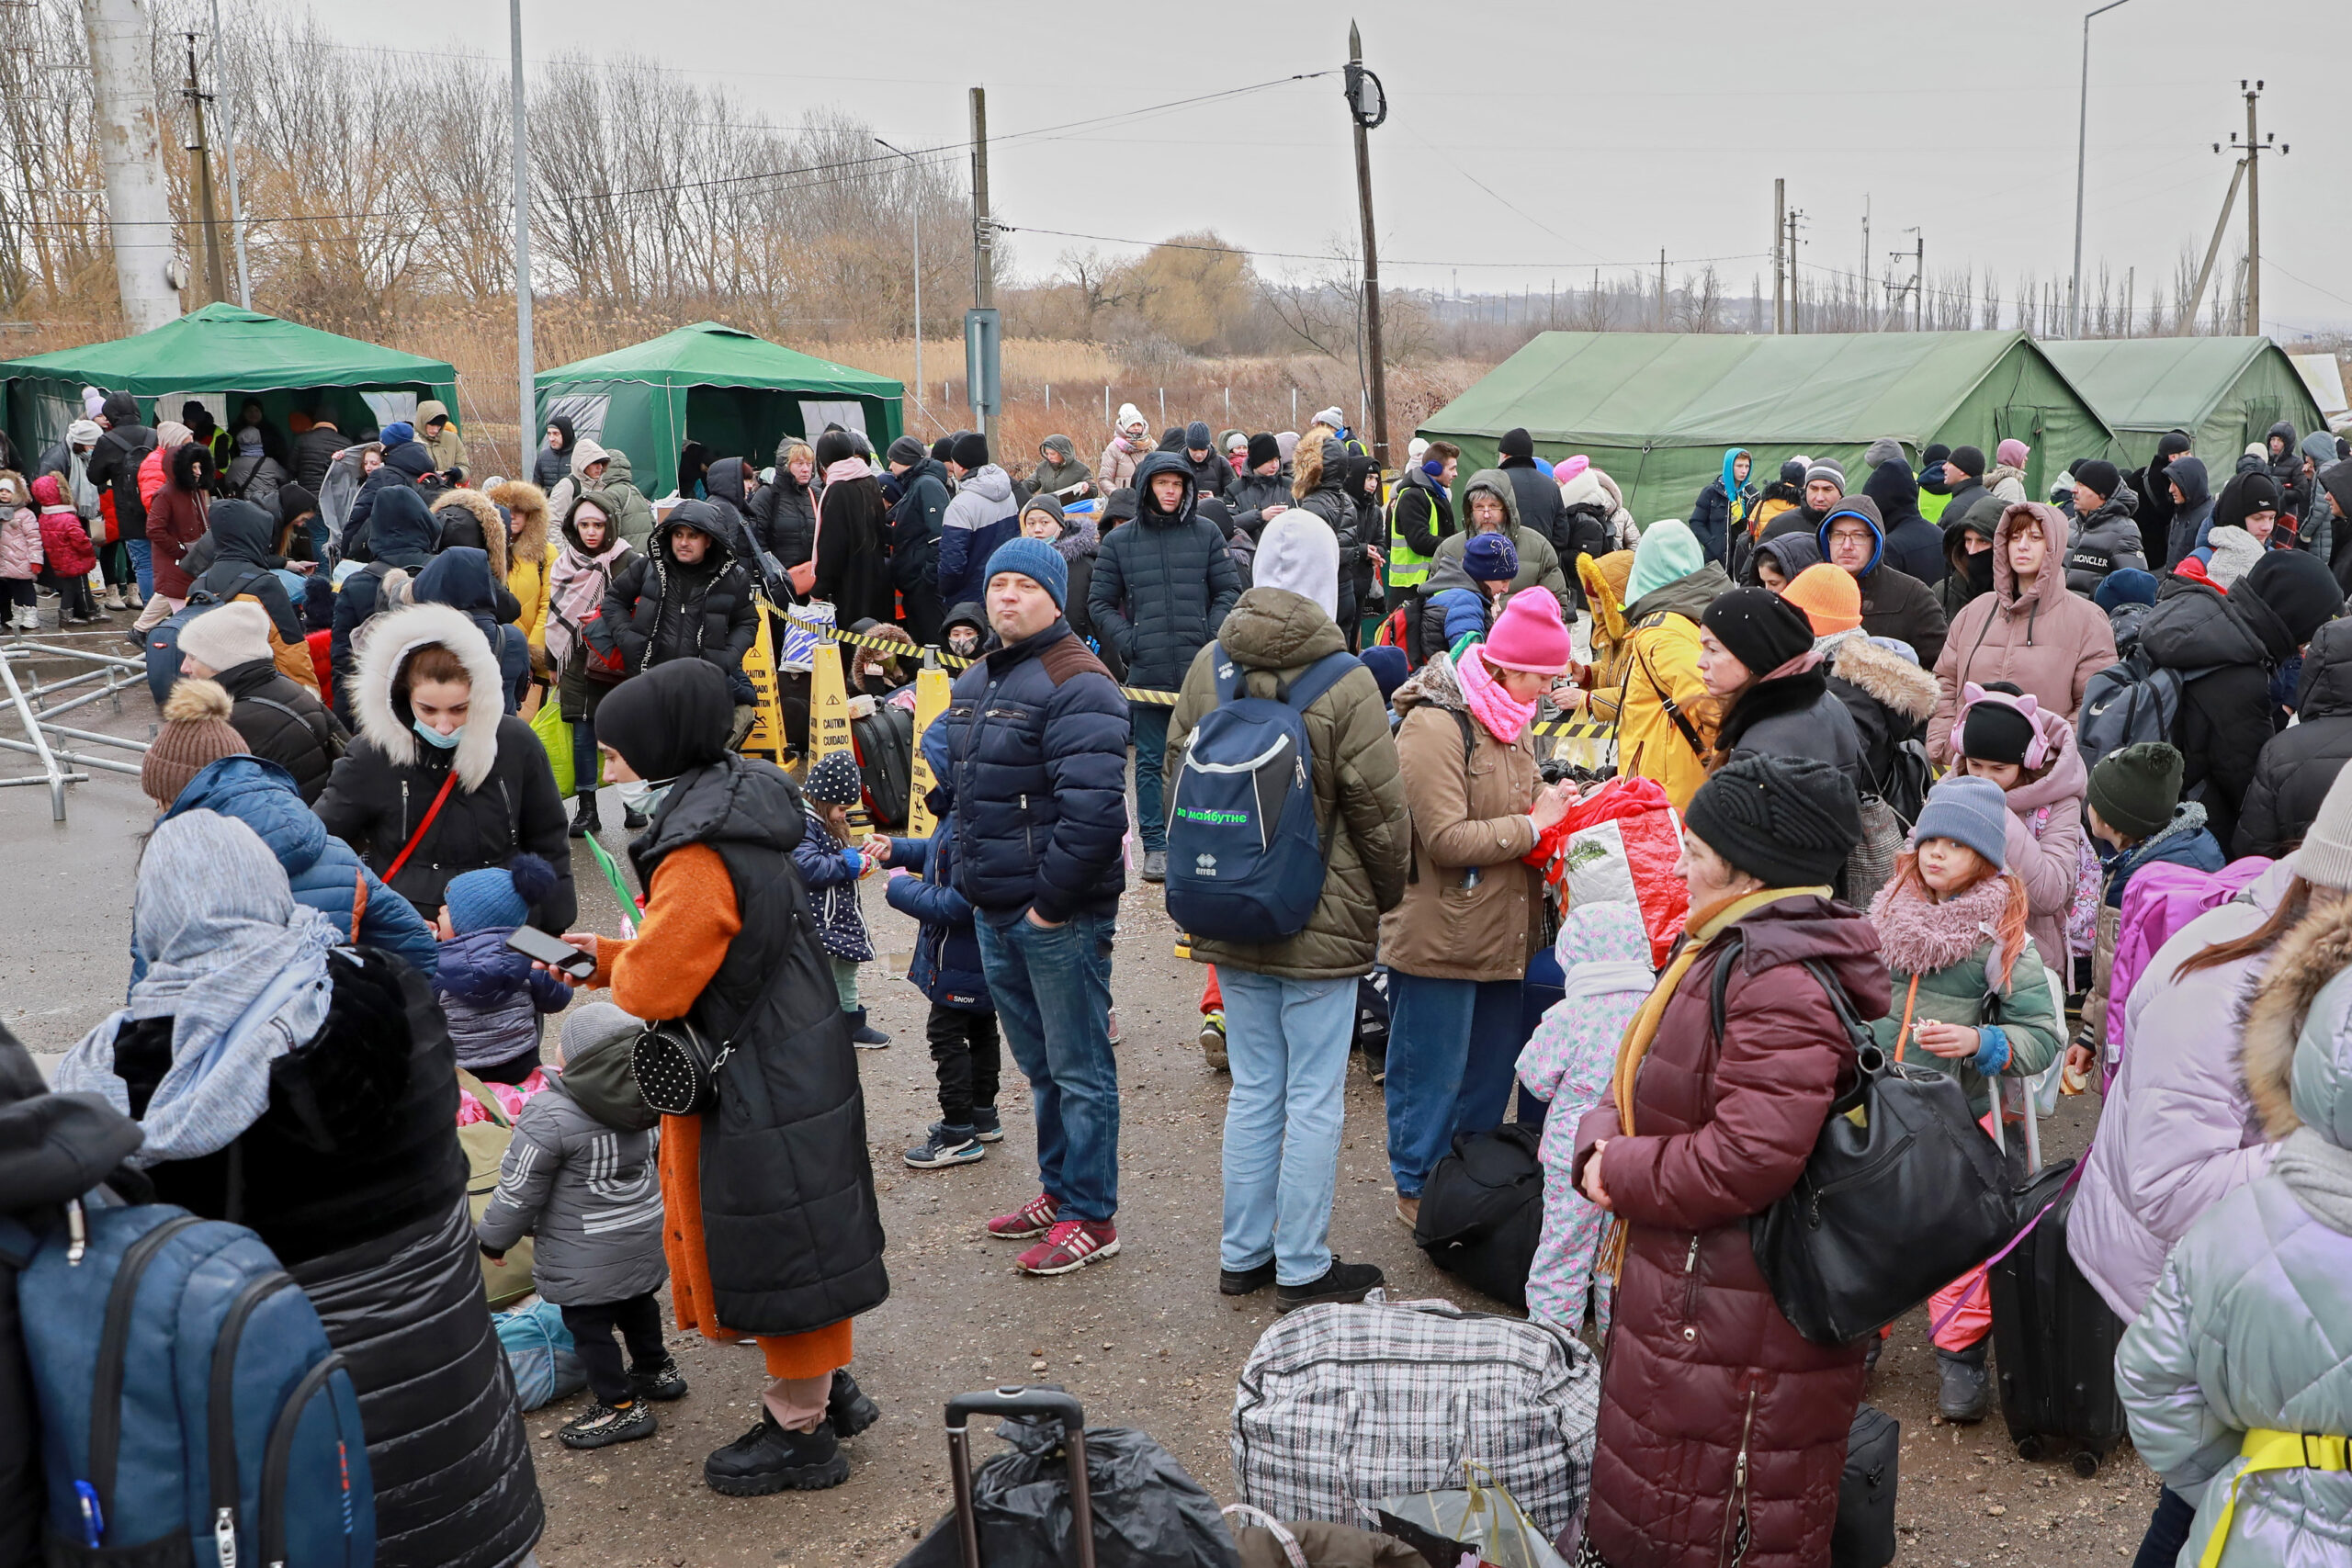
[800, 400, 865, 438]
[158, 391, 227, 430]
[545, 393, 609, 445]
[360, 390, 418, 432]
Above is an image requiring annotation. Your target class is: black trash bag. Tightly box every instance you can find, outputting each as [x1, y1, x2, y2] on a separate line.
[897, 1404, 1240, 1568]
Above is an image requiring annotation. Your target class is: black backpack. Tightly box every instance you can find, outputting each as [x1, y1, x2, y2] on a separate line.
[1412, 1123, 1544, 1310]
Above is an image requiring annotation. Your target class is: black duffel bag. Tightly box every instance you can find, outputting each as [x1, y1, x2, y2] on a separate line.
[1736, 950, 2017, 1346]
[1413, 1124, 1544, 1310]
[1833, 1404, 1900, 1568]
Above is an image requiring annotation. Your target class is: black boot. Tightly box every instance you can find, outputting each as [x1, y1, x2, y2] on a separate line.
[704, 1410, 849, 1495]
[828, 1369, 880, 1438]
[568, 792, 601, 839]
[1936, 1339, 1991, 1423]
[622, 799, 650, 830]
[848, 1008, 890, 1049]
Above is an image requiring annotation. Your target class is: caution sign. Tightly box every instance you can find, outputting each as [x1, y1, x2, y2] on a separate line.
[809, 621, 854, 766]
[738, 602, 791, 763]
[907, 655, 952, 838]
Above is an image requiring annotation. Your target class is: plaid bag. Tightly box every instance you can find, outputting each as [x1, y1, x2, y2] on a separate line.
[1230, 1292, 1600, 1539]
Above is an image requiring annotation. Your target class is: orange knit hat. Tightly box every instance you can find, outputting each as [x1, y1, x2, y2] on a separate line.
[1781, 562, 1862, 635]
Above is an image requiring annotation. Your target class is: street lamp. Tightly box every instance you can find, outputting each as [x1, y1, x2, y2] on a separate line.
[876, 138, 923, 432]
[2070, 0, 2135, 341]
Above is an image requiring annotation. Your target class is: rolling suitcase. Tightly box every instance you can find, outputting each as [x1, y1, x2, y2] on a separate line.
[854, 703, 915, 828]
[1985, 1080, 2124, 1476]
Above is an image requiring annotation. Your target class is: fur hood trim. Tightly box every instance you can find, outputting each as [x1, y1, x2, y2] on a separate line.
[352, 601, 506, 793]
[1831, 635, 1938, 720]
[1392, 647, 1468, 716]
[431, 489, 508, 581]
[2240, 894, 2352, 1138]
[487, 479, 550, 566]
[1869, 867, 2012, 984]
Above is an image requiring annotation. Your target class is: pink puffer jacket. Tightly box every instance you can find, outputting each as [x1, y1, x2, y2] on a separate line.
[0, 503, 40, 580]
[1956, 686, 2089, 975]
[1929, 503, 2118, 762]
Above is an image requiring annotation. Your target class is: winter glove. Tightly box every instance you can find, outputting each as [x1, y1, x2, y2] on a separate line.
[1972, 1024, 2011, 1077]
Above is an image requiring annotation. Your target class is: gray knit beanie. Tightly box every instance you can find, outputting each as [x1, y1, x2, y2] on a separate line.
[2298, 765, 2352, 892]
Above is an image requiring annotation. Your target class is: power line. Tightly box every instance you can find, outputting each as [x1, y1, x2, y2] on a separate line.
[995, 221, 1767, 275]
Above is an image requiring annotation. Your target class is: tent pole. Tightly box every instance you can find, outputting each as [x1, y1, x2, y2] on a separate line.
[509, 0, 534, 476]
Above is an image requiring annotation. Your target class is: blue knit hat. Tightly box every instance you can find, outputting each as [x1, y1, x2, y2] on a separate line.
[443, 852, 557, 934]
[984, 536, 1069, 609]
[1913, 776, 2010, 873]
[1464, 532, 1520, 583]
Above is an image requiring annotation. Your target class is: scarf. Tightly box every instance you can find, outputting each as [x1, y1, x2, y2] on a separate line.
[55, 810, 338, 1167]
[822, 457, 872, 486]
[1456, 644, 1536, 744]
[547, 537, 629, 665]
[1600, 884, 1831, 1279]
[2272, 1127, 2352, 1236]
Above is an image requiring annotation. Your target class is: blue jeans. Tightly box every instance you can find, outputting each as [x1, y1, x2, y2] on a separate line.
[1130, 703, 1170, 852]
[2131, 1486, 2194, 1568]
[571, 717, 598, 798]
[1218, 969, 1355, 1286]
[976, 909, 1120, 1223]
[1383, 972, 1525, 1197]
[126, 537, 153, 597]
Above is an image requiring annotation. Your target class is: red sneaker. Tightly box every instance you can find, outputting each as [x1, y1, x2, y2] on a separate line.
[986, 1192, 1060, 1241]
[1016, 1219, 1120, 1277]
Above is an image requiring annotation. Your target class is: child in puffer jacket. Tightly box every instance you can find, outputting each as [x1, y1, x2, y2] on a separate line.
[0, 470, 39, 632]
[1952, 681, 2097, 980]
[885, 795, 1003, 1170]
[1514, 899, 1653, 1337]
[433, 853, 572, 1082]
[476, 1001, 684, 1452]
[795, 748, 888, 1047]
[32, 473, 97, 626]
[1867, 775, 2065, 1423]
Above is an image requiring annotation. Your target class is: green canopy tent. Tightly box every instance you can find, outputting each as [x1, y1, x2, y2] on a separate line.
[0, 301, 458, 458]
[1416, 330, 2117, 527]
[2041, 336, 2326, 472]
[534, 322, 904, 499]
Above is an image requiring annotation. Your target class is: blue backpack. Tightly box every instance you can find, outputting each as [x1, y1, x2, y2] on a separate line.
[17, 1201, 375, 1568]
[1163, 648, 1362, 943]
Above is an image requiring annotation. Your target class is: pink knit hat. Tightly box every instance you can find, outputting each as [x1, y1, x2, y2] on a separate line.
[1996, 437, 2030, 469]
[1551, 454, 1591, 488]
[1481, 589, 1574, 673]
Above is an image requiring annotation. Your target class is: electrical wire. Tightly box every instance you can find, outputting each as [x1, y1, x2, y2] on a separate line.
[996, 222, 1768, 275]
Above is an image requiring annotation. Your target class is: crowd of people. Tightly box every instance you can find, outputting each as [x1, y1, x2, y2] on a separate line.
[6, 381, 2352, 1568]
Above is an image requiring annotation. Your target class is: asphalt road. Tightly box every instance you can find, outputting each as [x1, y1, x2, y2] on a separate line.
[3, 618, 2165, 1568]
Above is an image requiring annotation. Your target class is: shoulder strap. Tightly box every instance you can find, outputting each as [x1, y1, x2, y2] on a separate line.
[386, 768, 459, 886]
[1407, 707, 1482, 887]
[1632, 639, 1708, 760]
[1277, 650, 1363, 715]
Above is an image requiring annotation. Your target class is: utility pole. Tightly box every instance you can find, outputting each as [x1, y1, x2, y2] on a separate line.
[180, 33, 225, 307]
[1784, 206, 1805, 333]
[1860, 195, 1870, 312]
[2070, 0, 2135, 340]
[967, 87, 1000, 441]
[1915, 234, 1925, 331]
[1657, 249, 1668, 330]
[2178, 154, 2247, 335]
[1344, 22, 1390, 465]
[207, 0, 247, 307]
[509, 0, 533, 472]
[81, 0, 181, 332]
[1771, 178, 1784, 333]
[2224, 80, 2286, 336]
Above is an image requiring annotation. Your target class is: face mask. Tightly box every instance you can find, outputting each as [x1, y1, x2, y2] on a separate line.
[413, 718, 463, 750]
[619, 779, 671, 818]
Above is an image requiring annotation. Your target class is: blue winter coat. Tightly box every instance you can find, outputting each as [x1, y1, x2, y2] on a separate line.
[433, 926, 571, 1071]
[1088, 450, 1242, 692]
[885, 820, 989, 1011]
[793, 807, 876, 964]
[935, 619, 1130, 922]
[147, 754, 440, 984]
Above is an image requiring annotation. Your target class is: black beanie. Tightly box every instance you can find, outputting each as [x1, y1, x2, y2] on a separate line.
[1498, 427, 1534, 460]
[1780, 457, 1809, 487]
[275, 482, 317, 523]
[1948, 445, 1987, 479]
[1960, 699, 2036, 766]
[950, 432, 989, 471]
[930, 436, 956, 463]
[1921, 443, 1951, 466]
[1184, 420, 1213, 452]
[1701, 587, 1816, 678]
[2075, 459, 2120, 502]
[1246, 433, 1281, 468]
[886, 434, 924, 466]
[1683, 753, 1862, 887]
[2242, 548, 2346, 645]
[2086, 741, 2184, 841]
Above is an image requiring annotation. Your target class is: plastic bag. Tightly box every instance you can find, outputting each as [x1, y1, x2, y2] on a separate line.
[897, 1405, 1240, 1568]
[1374, 1463, 1568, 1568]
[1529, 776, 1686, 965]
[495, 1299, 585, 1411]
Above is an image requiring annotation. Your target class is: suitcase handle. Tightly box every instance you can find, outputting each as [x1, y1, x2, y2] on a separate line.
[944, 1386, 1096, 1568]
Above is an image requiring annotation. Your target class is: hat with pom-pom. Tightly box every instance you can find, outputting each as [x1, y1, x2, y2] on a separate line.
[142, 679, 250, 808]
[443, 852, 558, 934]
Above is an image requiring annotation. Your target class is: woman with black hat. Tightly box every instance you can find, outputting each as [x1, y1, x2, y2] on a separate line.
[1572, 752, 1880, 1568]
[1697, 585, 1863, 790]
[556, 659, 888, 1497]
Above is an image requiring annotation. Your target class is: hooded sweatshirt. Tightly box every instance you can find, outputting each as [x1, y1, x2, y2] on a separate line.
[2162, 456, 2215, 569]
[1815, 496, 1951, 667]
[1862, 459, 1944, 586]
[1430, 469, 1573, 623]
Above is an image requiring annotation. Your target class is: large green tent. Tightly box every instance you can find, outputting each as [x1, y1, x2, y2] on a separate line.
[1416, 330, 2117, 526]
[535, 323, 903, 497]
[2041, 336, 2326, 472]
[0, 301, 458, 457]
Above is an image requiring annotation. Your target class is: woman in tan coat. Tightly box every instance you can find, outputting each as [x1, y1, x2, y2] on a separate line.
[1383, 590, 1577, 1225]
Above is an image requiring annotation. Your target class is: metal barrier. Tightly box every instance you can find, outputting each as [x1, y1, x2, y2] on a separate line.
[0, 636, 150, 820]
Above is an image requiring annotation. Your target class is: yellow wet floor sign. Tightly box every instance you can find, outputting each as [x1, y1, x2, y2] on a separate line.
[907, 656, 952, 838]
[738, 602, 791, 763]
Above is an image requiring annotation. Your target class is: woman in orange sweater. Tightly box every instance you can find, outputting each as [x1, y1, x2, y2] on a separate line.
[560, 658, 888, 1496]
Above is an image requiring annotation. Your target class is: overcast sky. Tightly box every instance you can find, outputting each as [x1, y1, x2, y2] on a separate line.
[313, 0, 2350, 336]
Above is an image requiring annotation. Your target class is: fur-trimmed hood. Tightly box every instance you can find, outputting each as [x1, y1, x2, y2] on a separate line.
[430, 488, 508, 581]
[1829, 633, 1939, 721]
[351, 600, 506, 792]
[487, 479, 550, 567]
[1391, 646, 1469, 716]
[1868, 869, 2011, 985]
[2242, 893, 2352, 1142]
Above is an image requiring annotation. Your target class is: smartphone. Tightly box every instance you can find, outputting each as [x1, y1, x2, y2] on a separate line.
[505, 925, 598, 979]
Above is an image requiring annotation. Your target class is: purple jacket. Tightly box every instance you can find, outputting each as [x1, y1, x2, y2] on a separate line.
[2069, 855, 2294, 1322]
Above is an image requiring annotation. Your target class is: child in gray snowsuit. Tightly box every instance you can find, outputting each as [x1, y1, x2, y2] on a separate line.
[476, 1001, 682, 1450]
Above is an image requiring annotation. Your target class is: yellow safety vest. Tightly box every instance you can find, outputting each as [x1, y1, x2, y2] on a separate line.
[1386, 482, 1444, 592]
[2198, 1429, 2349, 1568]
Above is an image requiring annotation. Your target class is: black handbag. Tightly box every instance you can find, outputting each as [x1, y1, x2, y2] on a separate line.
[631, 922, 804, 1117]
[1721, 943, 2016, 1346]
